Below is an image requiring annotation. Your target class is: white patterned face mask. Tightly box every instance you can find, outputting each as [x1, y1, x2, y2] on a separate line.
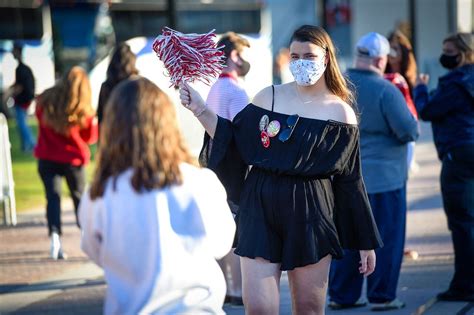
[289, 57, 326, 86]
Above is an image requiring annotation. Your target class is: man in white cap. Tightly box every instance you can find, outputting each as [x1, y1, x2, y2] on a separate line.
[328, 32, 419, 311]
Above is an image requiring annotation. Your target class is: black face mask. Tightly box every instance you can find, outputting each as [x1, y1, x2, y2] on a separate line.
[439, 53, 460, 69]
[237, 57, 251, 77]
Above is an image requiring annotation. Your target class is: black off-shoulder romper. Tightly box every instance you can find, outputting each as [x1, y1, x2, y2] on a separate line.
[200, 91, 383, 271]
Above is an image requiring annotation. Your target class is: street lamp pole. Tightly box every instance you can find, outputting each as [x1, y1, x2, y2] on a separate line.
[167, 0, 177, 29]
[409, 0, 417, 59]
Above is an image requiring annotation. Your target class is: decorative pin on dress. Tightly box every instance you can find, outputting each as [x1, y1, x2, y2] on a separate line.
[259, 115, 280, 148]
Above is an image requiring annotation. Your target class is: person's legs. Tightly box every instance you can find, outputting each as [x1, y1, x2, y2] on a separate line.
[64, 164, 86, 228]
[367, 187, 406, 304]
[288, 255, 331, 315]
[328, 249, 364, 305]
[440, 152, 474, 298]
[14, 105, 35, 151]
[241, 257, 281, 315]
[38, 160, 63, 235]
[218, 250, 242, 303]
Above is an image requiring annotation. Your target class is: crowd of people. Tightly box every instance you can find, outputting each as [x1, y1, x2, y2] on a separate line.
[6, 24, 473, 314]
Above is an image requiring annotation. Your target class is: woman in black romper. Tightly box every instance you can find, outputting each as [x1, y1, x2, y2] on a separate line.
[180, 25, 383, 315]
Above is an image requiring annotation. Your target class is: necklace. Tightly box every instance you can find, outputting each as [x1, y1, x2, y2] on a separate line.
[295, 85, 314, 104]
[295, 86, 327, 105]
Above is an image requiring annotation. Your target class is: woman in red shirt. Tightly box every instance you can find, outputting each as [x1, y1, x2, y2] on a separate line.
[34, 66, 98, 259]
[385, 30, 420, 173]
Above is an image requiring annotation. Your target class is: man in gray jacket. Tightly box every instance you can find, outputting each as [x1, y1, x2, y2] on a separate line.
[328, 32, 419, 311]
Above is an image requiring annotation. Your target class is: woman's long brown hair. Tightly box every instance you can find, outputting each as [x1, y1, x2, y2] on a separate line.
[290, 25, 355, 107]
[38, 66, 94, 134]
[90, 77, 196, 199]
[386, 30, 418, 93]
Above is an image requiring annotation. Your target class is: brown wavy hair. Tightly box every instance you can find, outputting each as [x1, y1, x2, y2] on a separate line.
[386, 30, 418, 94]
[38, 66, 94, 135]
[218, 31, 251, 59]
[290, 25, 355, 107]
[90, 77, 197, 199]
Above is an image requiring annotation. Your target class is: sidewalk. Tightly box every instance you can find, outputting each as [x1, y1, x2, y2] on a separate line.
[1, 123, 473, 314]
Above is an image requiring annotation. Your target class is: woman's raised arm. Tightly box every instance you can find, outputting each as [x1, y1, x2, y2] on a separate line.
[179, 83, 218, 138]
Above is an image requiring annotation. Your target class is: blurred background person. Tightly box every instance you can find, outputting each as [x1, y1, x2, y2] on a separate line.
[206, 31, 251, 306]
[385, 30, 417, 94]
[329, 32, 418, 311]
[80, 77, 235, 314]
[273, 47, 292, 85]
[414, 32, 474, 302]
[384, 29, 420, 261]
[7, 42, 36, 152]
[97, 42, 138, 126]
[385, 30, 420, 174]
[34, 66, 98, 260]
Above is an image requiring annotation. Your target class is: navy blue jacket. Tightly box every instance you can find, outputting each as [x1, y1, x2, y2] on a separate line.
[414, 64, 474, 160]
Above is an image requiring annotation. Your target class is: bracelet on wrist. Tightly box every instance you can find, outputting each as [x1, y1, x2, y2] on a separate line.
[194, 105, 207, 118]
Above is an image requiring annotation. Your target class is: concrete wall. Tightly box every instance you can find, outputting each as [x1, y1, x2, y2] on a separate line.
[350, 0, 473, 89]
[414, 0, 451, 89]
[351, 0, 409, 50]
[456, 0, 473, 32]
[268, 0, 318, 55]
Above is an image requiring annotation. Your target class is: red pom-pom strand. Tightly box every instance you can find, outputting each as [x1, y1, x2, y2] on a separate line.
[153, 27, 226, 86]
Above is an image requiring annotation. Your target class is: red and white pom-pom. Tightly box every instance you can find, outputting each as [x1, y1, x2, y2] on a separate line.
[153, 27, 225, 86]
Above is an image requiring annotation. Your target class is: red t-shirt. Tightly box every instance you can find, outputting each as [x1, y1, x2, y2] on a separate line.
[384, 72, 418, 120]
[34, 104, 98, 166]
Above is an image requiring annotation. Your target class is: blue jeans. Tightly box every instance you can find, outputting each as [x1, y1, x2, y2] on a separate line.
[15, 105, 35, 151]
[329, 185, 407, 304]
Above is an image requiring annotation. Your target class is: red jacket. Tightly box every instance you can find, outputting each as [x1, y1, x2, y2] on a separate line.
[34, 104, 98, 166]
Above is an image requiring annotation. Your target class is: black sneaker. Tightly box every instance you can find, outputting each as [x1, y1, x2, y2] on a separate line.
[230, 296, 244, 306]
[224, 295, 244, 306]
[437, 289, 474, 302]
[370, 299, 405, 311]
[328, 298, 367, 310]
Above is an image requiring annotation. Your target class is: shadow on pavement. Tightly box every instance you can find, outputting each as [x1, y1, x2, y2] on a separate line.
[0, 256, 89, 265]
[0, 278, 105, 294]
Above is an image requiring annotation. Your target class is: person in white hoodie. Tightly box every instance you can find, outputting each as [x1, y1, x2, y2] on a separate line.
[79, 77, 235, 315]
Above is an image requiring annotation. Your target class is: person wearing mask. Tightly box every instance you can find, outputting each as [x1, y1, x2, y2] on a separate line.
[80, 77, 235, 314]
[414, 32, 474, 302]
[9, 42, 36, 152]
[328, 32, 419, 311]
[385, 30, 417, 94]
[34, 67, 98, 259]
[384, 30, 420, 261]
[180, 25, 382, 315]
[97, 42, 138, 125]
[205, 31, 250, 306]
[385, 30, 420, 175]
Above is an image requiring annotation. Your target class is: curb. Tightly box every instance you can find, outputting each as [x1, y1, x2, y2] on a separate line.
[0, 262, 103, 313]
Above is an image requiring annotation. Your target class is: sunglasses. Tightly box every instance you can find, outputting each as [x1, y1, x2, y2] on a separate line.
[278, 114, 300, 142]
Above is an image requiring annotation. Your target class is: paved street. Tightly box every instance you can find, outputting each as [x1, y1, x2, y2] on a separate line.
[1, 122, 473, 314]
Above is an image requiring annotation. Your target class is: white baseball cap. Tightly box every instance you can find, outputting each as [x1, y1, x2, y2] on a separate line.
[356, 32, 390, 57]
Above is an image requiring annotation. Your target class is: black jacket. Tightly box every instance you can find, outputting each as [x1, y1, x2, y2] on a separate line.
[414, 64, 474, 160]
[14, 62, 35, 105]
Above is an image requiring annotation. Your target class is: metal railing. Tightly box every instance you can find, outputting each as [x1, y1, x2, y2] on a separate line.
[0, 113, 17, 226]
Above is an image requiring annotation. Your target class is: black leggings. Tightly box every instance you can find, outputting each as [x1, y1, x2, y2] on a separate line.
[38, 159, 85, 235]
